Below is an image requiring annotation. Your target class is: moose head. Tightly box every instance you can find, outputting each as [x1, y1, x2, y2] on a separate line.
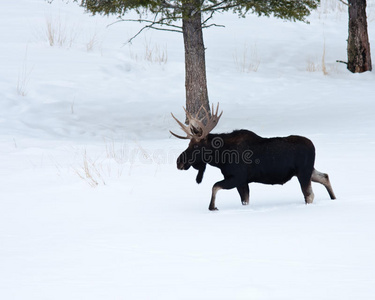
[170, 104, 223, 183]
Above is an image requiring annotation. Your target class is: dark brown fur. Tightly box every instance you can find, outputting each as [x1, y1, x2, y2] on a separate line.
[176, 130, 336, 210]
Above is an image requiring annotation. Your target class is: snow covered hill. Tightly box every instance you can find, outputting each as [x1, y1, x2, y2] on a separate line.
[1, 1, 375, 299]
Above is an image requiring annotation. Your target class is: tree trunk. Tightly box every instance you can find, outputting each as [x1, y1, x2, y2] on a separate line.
[347, 0, 372, 73]
[182, 3, 210, 122]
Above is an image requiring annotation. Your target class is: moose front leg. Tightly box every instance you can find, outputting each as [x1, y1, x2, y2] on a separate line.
[209, 177, 241, 211]
[209, 185, 221, 211]
[195, 164, 206, 184]
[237, 184, 250, 205]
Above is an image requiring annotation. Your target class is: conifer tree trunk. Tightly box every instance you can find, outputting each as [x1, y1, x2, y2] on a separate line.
[347, 0, 372, 73]
[182, 2, 210, 121]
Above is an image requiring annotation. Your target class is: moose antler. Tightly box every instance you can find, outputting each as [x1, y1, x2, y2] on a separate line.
[170, 103, 223, 141]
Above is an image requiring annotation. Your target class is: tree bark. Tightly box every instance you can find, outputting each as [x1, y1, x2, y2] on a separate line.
[182, 2, 210, 122]
[347, 0, 372, 73]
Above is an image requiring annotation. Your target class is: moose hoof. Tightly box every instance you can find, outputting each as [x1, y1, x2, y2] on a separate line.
[242, 201, 249, 205]
[209, 207, 218, 211]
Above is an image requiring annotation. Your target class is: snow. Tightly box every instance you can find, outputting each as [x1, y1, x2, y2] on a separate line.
[1, 0, 375, 299]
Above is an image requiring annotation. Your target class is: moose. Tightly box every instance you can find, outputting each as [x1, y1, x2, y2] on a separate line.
[170, 104, 336, 211]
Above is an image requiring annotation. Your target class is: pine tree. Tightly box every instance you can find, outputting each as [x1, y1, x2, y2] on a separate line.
[71, 0, 320, 117]
[347, 0, 372, 73]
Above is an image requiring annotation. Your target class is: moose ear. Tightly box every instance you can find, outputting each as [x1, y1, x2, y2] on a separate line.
[195, 164, 206, 184]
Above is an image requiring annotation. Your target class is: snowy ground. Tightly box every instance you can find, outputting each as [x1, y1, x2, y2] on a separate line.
[1, 0, 375, 299]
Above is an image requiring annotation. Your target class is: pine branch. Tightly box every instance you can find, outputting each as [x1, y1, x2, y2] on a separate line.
[203, 0, 228, 11]
[160, 0, 182, 10]
[201, 2, 241, 13]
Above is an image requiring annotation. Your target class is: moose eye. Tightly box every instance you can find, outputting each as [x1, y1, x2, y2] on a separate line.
[193, 144, 199, 149]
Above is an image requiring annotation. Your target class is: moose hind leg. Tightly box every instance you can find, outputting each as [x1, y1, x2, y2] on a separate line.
[298, 176, 315, 204]
[237, 184, 250, 205]
[311, 169, 336, 199]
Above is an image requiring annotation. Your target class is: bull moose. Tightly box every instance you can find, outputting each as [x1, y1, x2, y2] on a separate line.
[170, 104, 336, 211]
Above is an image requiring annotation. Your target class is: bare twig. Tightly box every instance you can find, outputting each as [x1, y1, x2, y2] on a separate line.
[107, 17, 183, 44]
[202, 23, 225, 29]
[338, 0, 349, 6]
[127, 22, 182, 44]
[336, 60, 348, 65]
[202, 11, 215, 27]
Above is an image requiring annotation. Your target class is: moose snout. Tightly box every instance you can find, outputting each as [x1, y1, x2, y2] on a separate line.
[177, 153, 190, 170]
[177, 161, 190, 170]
